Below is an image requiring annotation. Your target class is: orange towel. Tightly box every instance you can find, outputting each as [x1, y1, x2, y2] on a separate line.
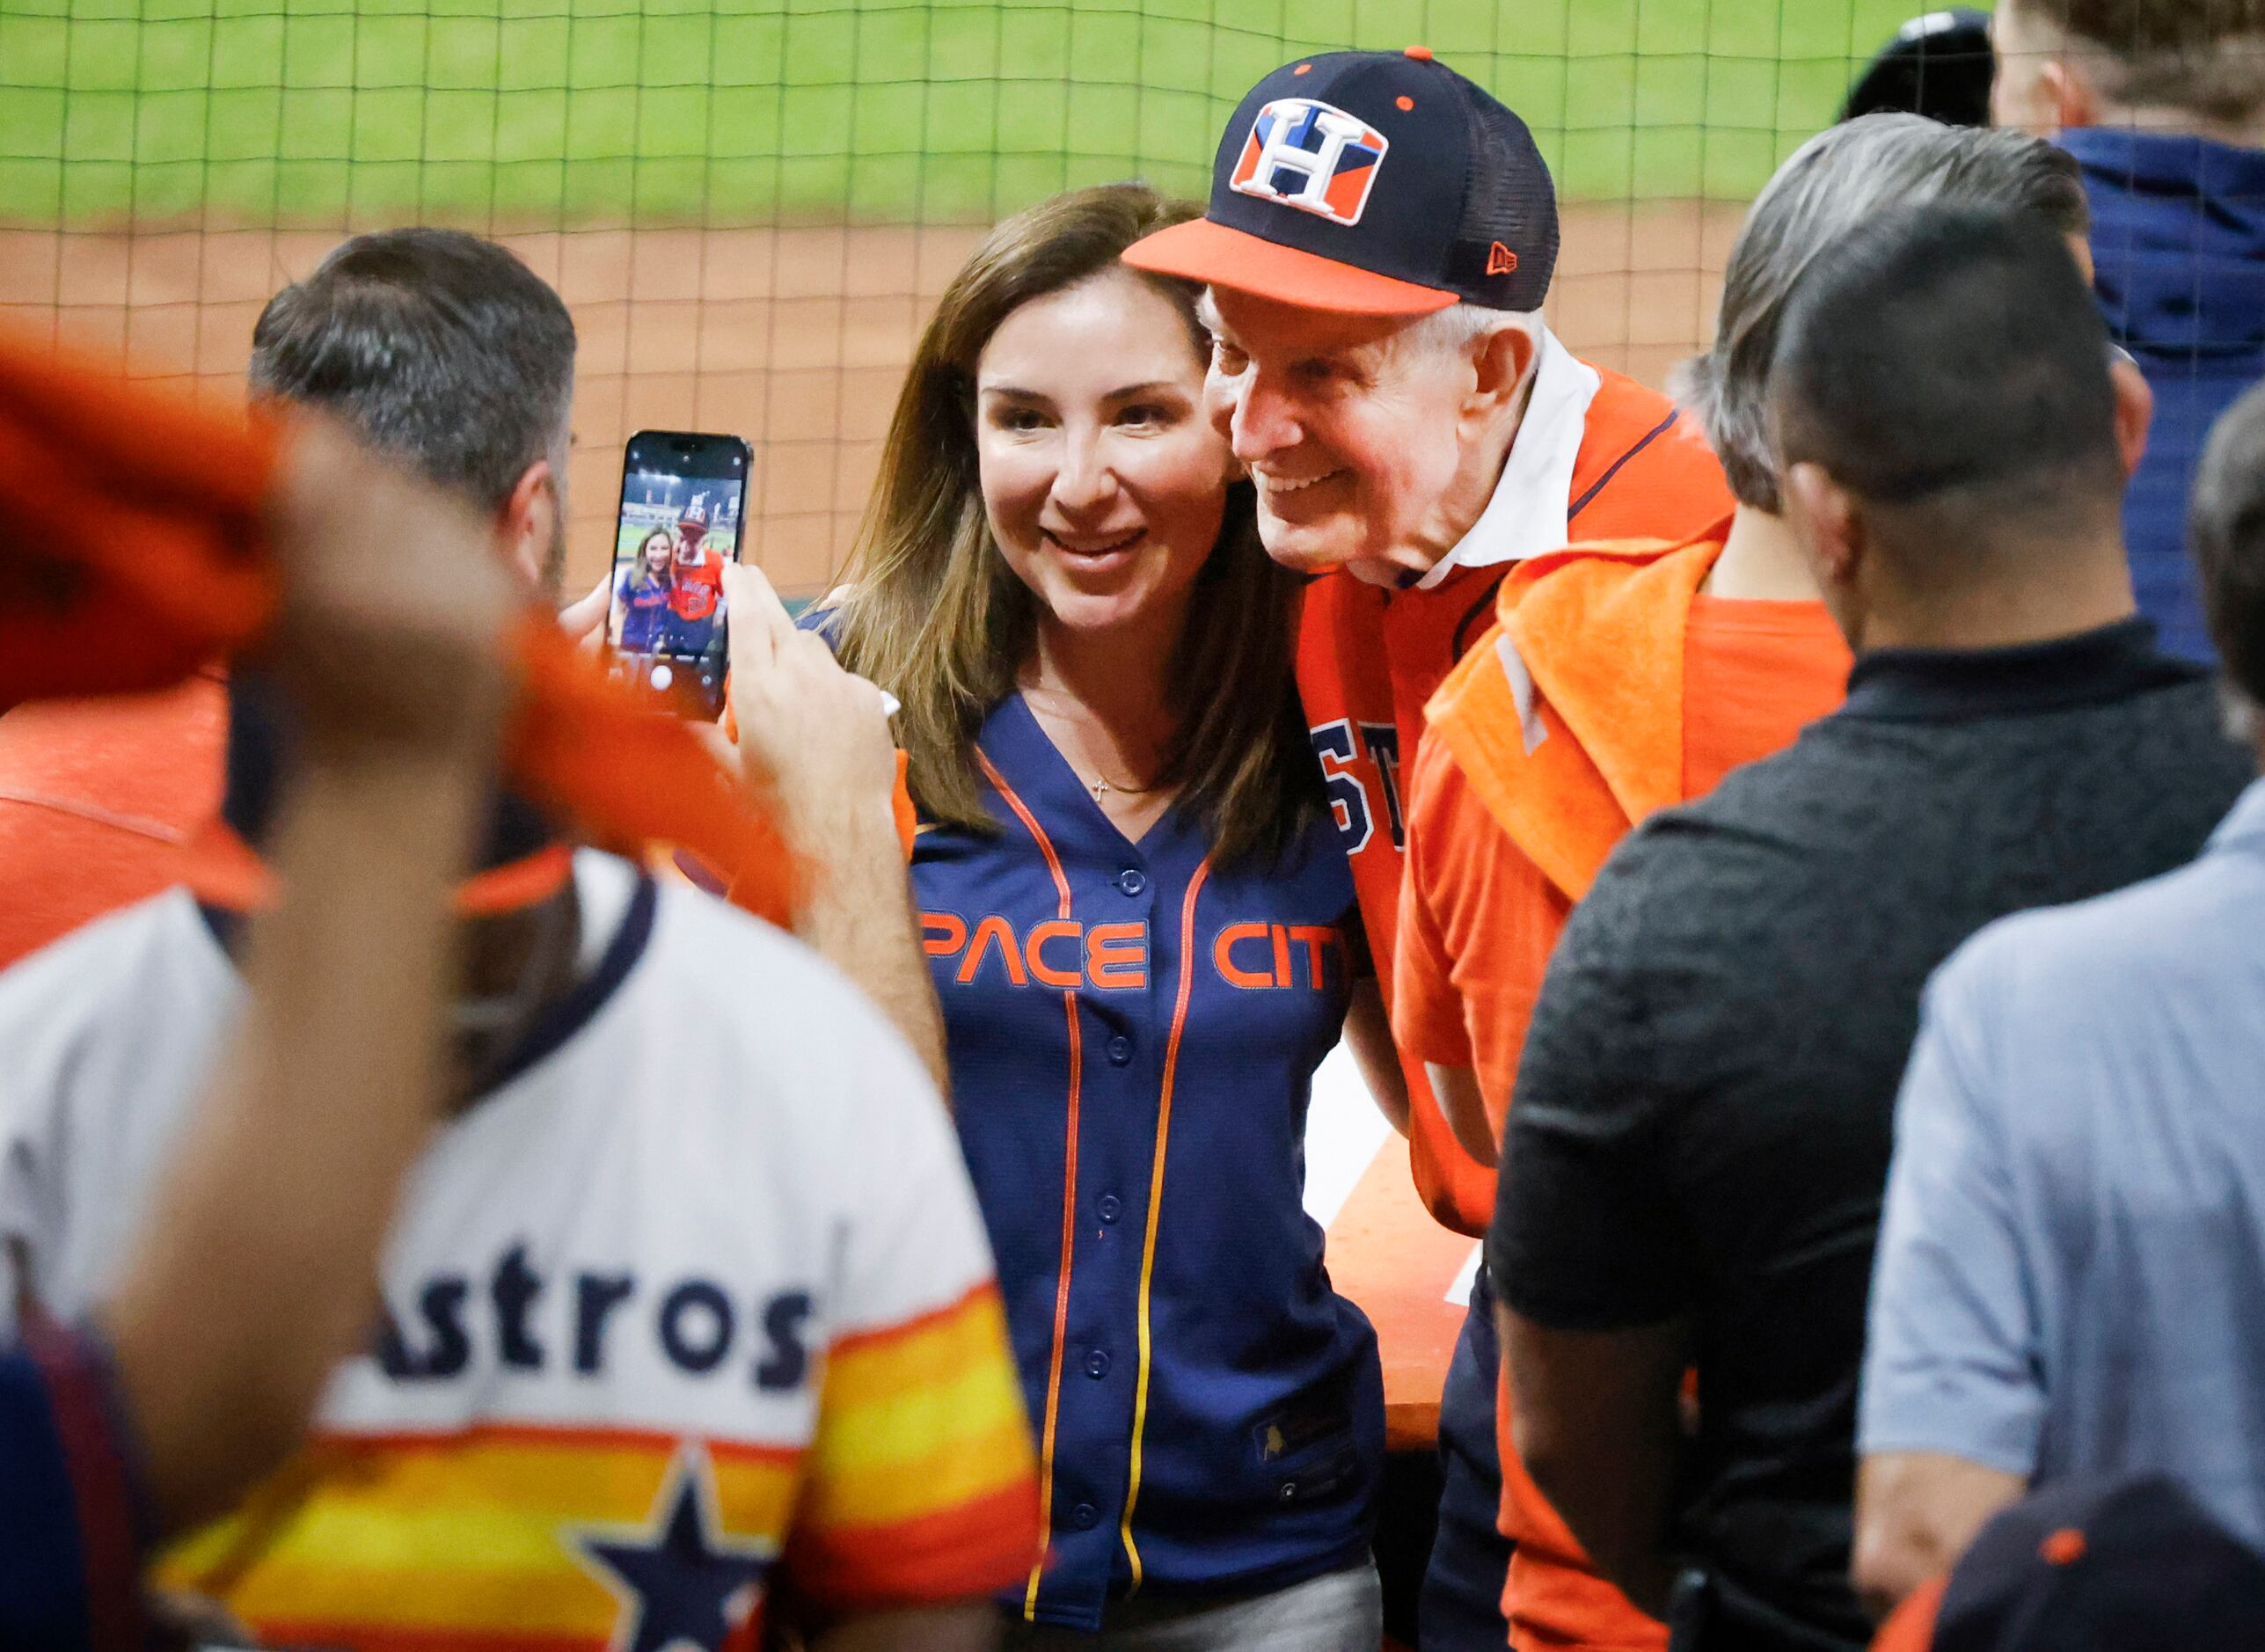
[0, 323, 799, 927]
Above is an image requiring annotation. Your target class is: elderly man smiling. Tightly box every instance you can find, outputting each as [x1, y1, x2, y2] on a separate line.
[1127, 46, 1734, 1652]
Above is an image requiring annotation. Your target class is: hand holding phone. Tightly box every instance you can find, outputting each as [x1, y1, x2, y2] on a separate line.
[605, 430, 752, 719]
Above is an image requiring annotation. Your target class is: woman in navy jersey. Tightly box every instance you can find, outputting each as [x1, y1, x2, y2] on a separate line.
[815, 185, 1402, 1648]
[611, 528, 676, 655]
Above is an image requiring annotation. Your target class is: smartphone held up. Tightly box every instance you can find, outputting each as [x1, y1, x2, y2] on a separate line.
[606, 431, 750, 720]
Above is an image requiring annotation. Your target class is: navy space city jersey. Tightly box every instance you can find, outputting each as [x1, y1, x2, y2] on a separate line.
[911, 691, 1385, 1628]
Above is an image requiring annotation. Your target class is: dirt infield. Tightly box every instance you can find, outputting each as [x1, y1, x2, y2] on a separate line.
[0, 201, 1740, 602]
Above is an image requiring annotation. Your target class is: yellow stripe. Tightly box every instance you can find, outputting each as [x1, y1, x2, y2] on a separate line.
[821, 1287, 1018, 1410]
[1117, 859, 1210, 1592]
[153, 1432, 798, 1634]
[803, 1372, 1035, 1530]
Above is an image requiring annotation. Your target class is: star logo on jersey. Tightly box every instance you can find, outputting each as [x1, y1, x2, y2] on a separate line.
[569, 1446, 775, 1652]
[1229, 98, 1389, 226]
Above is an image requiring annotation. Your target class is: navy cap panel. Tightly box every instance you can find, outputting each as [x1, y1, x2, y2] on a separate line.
[1202, 50, 1557, 310]
[1207, 55, 1470, 294]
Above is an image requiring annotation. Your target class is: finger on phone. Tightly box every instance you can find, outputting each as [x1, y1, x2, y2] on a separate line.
[722, 561, 799, 670]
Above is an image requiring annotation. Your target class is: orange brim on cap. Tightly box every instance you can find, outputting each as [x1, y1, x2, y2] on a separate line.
[1122, 217, 1459, 316]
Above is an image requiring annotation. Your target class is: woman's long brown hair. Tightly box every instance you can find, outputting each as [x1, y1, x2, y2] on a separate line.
[828, 182, 1322, 867]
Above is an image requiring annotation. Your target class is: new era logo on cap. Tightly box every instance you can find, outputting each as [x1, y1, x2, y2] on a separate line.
[1230, 99, 1389, 228]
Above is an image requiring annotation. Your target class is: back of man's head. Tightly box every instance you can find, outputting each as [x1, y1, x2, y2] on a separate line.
[1686, 115, 2087, 513]
[251, 229, 576, 525]
[1999, 0, 2265, 128]
[2189, 381, 2265, 731]
[237, 229, 574, 865]
[1771, 204, 2121, 573]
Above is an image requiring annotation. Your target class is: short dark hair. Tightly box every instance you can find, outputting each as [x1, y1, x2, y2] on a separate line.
[2008, 0, 2265, 123]
[1770, 205, 2120, 551]
[250, 228, 576, 515]
[2190, 381, 2265, 710]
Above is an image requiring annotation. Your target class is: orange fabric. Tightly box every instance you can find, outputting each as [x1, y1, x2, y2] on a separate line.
[1409, 532, 1849, 1651]
[1296, 369, 1733, 1242]
[1871, 1575, 1946, 1652]
[0, 675, 224, 969]
[1393, 732, 1568, 1133]
[178, 820, 574, 917]
[0, 321, 800, 928]
[1680, 596, 1851, 798]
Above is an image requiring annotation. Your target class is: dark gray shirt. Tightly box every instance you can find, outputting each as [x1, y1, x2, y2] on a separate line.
[1487, 618, 2250, 1652]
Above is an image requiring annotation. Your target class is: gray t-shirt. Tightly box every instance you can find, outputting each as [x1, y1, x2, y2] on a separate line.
[1861, 777, 2265, 1547]
[1488, 618, 2250, 1652]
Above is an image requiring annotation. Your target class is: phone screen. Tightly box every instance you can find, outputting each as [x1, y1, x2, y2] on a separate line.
[607, 430, 752, 720]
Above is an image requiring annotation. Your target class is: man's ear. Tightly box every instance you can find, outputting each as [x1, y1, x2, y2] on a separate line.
[1781, 461, 1863, 589]
[2041, 53, 2098, 130]
[499, 458, 560, 591]
[1470, 322, 1538, 420]
[2109, 350, 2154, 482]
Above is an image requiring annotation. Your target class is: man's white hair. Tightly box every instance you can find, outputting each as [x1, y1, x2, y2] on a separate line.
[1396, 301, 1534, 359]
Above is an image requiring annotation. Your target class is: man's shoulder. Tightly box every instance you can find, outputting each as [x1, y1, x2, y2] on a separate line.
[1567, 364, 1733, 534]
[638, 874, 940, 1127]
[0, 887, 214, 1033]
[1938, 836, 2260, 1034]
[1563, 733, 1846, 962]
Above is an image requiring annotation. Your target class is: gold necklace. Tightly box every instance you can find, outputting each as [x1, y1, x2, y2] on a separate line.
[1022, 684, 1158, 803]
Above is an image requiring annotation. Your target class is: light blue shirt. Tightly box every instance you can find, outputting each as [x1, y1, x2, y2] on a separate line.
[1859, 777, 2265, 1545]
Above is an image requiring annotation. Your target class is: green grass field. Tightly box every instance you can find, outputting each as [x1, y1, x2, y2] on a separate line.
[0, 0, 1984, 228]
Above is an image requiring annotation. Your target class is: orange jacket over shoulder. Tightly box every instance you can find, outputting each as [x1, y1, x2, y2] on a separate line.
[1401, 529, 1850, 1651]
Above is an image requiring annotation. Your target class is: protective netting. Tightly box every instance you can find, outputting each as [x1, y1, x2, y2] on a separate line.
[0, 0, 1966, 597]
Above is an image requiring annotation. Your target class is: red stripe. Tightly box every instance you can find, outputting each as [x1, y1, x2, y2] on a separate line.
[974, 745, 1083, 1619]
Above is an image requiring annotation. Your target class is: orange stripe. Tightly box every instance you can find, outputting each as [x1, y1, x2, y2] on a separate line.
[299, 1422, 801, 1465]
[828, 1278, 1003, 1359]
[975, 745, 1083, 1622]
[1116, 858, 1209, 1590]
[787, 1474, 1043, 1610]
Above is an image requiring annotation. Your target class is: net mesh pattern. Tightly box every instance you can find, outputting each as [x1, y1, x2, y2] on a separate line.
[1, 1, 2023, 599]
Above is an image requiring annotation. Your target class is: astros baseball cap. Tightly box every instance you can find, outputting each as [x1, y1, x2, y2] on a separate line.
[1874, 1473, 2265, 1652]
[1123, 46, 1559, 316]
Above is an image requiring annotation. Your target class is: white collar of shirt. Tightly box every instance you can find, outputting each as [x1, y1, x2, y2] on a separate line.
[1414, 325, 1603, 591]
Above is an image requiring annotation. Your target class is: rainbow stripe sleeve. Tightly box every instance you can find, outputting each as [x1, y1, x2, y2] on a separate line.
[788, 1280, 1041, 1609]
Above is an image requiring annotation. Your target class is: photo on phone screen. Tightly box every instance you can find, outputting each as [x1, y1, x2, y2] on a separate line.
[607, 430, 752, 720]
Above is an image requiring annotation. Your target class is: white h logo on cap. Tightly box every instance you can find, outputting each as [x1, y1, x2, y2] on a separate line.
[1230, 98, 1389, 227]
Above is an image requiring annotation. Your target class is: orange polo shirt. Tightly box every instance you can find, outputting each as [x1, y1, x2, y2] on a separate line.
[1398, 537, 1847, 1651]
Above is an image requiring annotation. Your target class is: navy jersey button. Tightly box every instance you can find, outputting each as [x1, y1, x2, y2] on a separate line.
[1071, 1502, 1100, 1530]
[1106, 1034, 1133, 1065]
[1085, 1349, 1111, 1379]
[1097, 1194, 1123, 1224]
[1115, 867, 1148, 897]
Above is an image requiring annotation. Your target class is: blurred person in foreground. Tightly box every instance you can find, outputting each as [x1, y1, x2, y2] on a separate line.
[1122, 48, 1735, 1646]
[0, 228, 1038, 1651]
[1487, 206, 2250, 1652]
[2, 418, 508, 1649]
[1397, 115, 2088, 1652]
[805, 183, 1394, 1648]
[1852, 377, 2265, 1612]
[1992, 0, 2265, 662]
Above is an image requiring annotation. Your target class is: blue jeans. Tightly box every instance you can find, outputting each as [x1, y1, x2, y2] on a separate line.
[1420, 1264, 1515, 1650]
